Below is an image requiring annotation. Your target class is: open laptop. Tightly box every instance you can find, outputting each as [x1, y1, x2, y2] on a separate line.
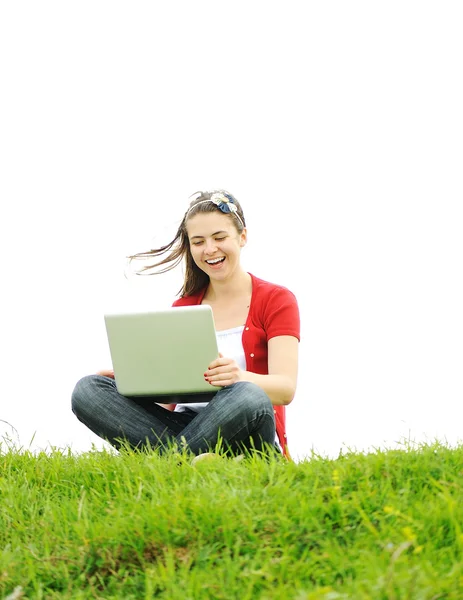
[104, 304, 219, 398]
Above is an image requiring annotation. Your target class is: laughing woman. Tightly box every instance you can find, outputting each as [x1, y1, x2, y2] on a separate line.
[71, 190, 300, 459]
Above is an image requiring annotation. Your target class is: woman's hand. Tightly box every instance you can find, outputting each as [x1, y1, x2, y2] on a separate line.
[204, 353, 243, 387]
[96, 369, 115, 379]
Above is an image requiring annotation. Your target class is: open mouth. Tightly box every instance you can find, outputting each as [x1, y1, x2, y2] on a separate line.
[206, 257, 226, 267]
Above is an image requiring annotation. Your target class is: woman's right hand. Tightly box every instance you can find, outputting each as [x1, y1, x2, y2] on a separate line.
[96, 369, 115, 379]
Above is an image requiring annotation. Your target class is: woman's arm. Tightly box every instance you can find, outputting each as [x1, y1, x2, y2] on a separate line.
[242, 335, 299, 406]
[205, 335, 299, 406]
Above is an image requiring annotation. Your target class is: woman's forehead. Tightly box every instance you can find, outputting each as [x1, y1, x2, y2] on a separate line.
[186, 212, 234, 237]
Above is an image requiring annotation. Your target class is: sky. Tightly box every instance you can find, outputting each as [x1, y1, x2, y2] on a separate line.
[1, 1, 462, 461]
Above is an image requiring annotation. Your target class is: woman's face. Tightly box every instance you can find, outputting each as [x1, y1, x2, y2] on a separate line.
[186, 211, 246, 280]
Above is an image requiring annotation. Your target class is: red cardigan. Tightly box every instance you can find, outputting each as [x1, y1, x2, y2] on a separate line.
[172, 273, 300, 457]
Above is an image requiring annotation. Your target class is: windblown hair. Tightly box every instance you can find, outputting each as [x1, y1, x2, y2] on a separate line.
[128, 190, 246, 297]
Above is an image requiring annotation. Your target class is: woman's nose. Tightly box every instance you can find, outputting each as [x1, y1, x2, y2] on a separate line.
[204, 239, 218, 254]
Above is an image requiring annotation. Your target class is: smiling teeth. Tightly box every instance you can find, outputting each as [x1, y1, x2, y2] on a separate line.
[206, 258, 225, 264]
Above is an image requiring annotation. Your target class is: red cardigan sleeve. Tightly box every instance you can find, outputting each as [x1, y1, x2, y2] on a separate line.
[263, 286, 300, 342]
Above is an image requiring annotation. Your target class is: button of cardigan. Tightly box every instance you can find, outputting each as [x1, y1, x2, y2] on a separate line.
[245, 327, 249, 331]
[274, 410, 276, 414]
[250, 353, 254, 358]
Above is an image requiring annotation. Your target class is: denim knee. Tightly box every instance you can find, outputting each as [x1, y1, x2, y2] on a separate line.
[71, 374, 102, 418]
[230, 381, 273, 415]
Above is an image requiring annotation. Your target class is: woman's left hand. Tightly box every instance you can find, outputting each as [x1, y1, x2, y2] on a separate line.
[204, 353, 243, 387]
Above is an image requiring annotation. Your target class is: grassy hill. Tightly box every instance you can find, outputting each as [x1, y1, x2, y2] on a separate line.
[1, 440, 462, 599]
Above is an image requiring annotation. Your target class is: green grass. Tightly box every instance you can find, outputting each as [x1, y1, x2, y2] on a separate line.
[1, 440, 463, 599]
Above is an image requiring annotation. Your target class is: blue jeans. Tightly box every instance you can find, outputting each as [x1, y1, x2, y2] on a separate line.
[71, 375, 276, 455]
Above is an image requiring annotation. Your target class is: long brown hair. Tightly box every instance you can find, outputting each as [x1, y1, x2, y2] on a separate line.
[128, 190, 246, 297]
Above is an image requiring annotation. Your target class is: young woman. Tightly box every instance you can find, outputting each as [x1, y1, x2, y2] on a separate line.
[71, 190, 300, 458]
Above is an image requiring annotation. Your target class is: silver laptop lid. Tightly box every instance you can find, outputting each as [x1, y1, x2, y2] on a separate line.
[104, 305, 219, 397]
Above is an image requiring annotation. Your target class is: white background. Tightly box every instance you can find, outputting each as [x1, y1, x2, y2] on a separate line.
[1, 1, 462, 461]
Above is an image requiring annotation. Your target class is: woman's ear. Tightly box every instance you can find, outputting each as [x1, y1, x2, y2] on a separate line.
[239, 228, 247, 247]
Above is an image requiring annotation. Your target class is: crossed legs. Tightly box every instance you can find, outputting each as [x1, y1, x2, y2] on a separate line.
[71, 375, 276, 455]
